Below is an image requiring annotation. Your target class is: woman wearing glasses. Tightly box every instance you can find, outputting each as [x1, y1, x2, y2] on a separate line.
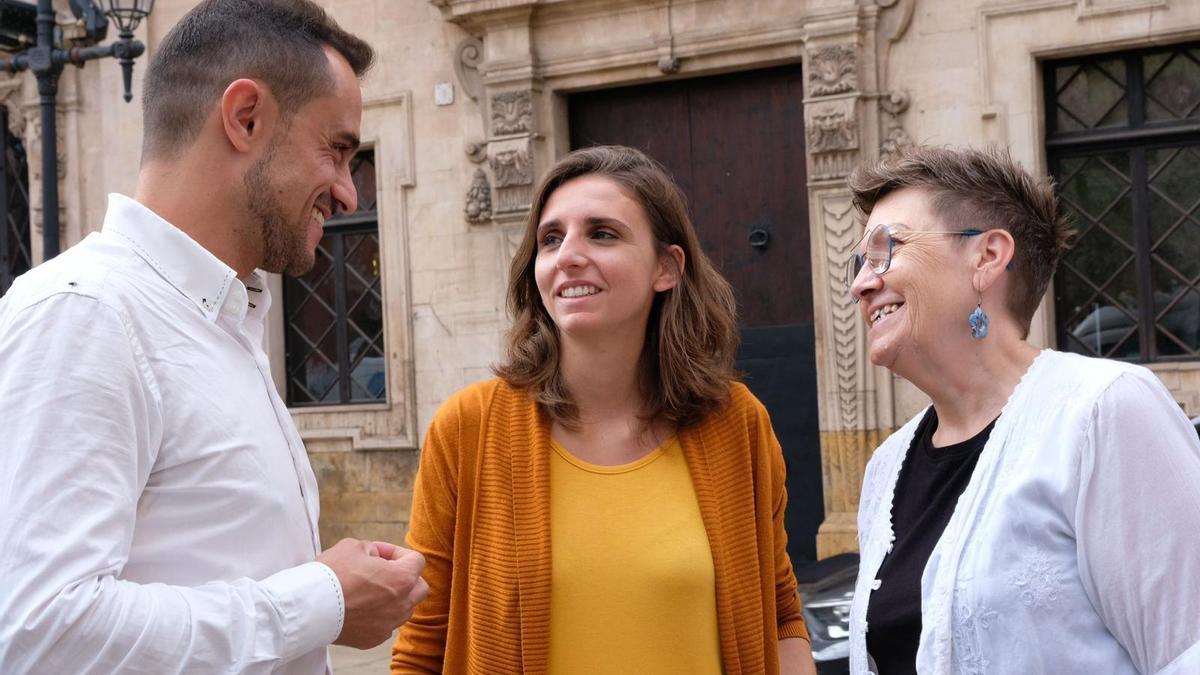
[845, 146, 1200, 674]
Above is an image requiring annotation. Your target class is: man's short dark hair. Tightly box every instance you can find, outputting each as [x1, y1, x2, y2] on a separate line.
[141, 0, 374, 161]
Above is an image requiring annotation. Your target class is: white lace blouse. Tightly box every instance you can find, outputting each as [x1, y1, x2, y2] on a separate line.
[850, 350, 1200, 674]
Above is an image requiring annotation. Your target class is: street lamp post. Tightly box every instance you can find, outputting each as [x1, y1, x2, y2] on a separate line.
[0, 0, 154, 260]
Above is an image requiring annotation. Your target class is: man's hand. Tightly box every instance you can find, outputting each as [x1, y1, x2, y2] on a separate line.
[318, 538, 429, 649]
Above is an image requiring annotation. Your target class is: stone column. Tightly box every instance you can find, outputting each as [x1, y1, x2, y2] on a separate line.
[803, 32, 875, 558]
[805, 2, 916, 558]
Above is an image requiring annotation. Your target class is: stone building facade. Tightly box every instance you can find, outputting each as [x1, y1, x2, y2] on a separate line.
[3, 0, 1198, 558]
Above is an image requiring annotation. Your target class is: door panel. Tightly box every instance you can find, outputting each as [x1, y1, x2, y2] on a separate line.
[569, 65, 824, 563]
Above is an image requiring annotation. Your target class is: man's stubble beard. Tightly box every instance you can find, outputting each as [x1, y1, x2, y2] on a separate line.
[243, 140, 316, 277]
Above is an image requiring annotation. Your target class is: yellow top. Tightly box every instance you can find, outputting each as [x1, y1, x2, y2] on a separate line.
[393, 379, 808, 674]
[547, 436, 722, 675]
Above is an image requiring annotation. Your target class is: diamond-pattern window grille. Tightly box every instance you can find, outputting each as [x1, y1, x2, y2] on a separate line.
[1, 110, 32, 299]
[1054, 59, 1128, 132]
[1144, 48, 1200, 123]
[283, 151, 386, 406]
[1047, 44, 1200, 363]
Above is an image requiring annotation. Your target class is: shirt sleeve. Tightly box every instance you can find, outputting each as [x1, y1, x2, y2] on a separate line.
[0, 292, 343, 674]
[1075, 369, 1200, 675]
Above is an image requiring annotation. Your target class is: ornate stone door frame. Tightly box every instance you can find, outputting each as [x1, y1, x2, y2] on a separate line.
[433, 0, 917, 556]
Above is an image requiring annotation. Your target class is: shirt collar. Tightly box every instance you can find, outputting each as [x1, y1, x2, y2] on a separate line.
[102, 193, 239, 322]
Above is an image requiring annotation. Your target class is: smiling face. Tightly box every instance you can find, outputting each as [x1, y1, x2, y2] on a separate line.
[533, 174, 682, 341]
[850, 187, 977, 373]
[246, 46, 363, 276]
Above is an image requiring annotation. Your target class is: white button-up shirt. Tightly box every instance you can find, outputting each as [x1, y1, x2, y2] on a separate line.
[0, 194, 344, 673]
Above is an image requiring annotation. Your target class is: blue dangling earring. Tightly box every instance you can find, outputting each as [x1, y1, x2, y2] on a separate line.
[969, 294, 989, 340]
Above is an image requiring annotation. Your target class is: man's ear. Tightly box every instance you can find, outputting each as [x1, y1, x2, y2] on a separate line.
[219, 78, 277, 153]
[654, 244, 686, 292]
[974, 228, 1016, 294]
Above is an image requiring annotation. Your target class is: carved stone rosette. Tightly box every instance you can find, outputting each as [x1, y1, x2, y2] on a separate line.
[490, 89, 533, 137]
[808, 45, 858, 97]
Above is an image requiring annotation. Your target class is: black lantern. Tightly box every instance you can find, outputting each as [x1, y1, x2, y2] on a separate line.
[102, 0, 154, 36]
[0, 0, 155, 259]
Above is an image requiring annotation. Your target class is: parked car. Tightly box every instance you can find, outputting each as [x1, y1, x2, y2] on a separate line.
[797, 553, 856, 675]
[1069, 292, 1199, 357]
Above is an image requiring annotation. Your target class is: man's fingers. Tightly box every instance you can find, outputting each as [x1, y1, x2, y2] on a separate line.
[408, 576, 430, 605]
[390, 549, 426, 574]
[373, 540, 398, 559]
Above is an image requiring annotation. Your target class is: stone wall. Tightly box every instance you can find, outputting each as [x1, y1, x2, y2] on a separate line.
[311, 449, 419, 546]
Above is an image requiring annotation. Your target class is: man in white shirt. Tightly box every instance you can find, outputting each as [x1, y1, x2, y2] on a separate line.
[0, 1, 427, 672]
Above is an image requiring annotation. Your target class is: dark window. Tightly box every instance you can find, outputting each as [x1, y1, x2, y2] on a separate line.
[283, 150, 386, 406]
[1, 110, 32, 298]
[1046, 43, 1200, 362]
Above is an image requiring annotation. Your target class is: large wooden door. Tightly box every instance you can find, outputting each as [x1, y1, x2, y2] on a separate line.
[569, 65, 824, 564]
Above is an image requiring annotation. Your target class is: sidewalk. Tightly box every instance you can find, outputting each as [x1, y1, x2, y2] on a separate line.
[330, 633, 394, 674]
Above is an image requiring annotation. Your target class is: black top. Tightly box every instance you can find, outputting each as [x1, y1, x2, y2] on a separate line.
[865, 407, 996, 675]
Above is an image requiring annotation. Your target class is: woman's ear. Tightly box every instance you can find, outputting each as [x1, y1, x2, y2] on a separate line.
[975, 228, 1016, 293]
[220, 78, 276, 153]
[654, 244, 686, 292]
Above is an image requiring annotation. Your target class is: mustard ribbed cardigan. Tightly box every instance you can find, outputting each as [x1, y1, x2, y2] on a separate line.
[391, 378, 809, 674]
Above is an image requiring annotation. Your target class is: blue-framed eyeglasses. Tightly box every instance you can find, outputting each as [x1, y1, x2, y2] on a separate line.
[845, 223, 983, 296]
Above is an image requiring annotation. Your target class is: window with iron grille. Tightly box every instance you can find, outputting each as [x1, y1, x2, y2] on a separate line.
[1, 109, 32, 298]
[1046, 43, 1200, 362]
[282, 150, 386, 406]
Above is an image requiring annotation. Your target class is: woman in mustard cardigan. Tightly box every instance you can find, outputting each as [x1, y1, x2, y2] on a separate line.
[391, 145, 814, 675]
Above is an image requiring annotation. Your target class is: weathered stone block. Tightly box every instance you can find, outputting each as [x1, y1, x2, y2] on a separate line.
[321, 491, 414, 524]
[370, 450, 420, 492]
[309, 451, 371, 494]
[320, 522, 409, 548]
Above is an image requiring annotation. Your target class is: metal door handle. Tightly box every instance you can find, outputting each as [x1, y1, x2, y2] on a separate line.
[748, 228, 770, 249]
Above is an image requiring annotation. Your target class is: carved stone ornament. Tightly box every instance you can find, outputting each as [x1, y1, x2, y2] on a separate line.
[821, 196, 863, 429]
[489, 142, 534, 216]
[465, 140, 488, 163]
[491, 90, 533, 136]
[465, 168, 492, 224]
[0, 79, 25, 137]
[489, 146, 532, 188]
[880, 91, 915, 159]
[806, 103, 858, 154]
[806, 99, 860, 181]
[454, 37, 484, 102]
[494, 185, 531, 216]
[808, 45, 858, 97]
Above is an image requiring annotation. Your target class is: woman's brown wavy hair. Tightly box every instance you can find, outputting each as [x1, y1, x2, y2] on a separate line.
[493, 145, 739, 429]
